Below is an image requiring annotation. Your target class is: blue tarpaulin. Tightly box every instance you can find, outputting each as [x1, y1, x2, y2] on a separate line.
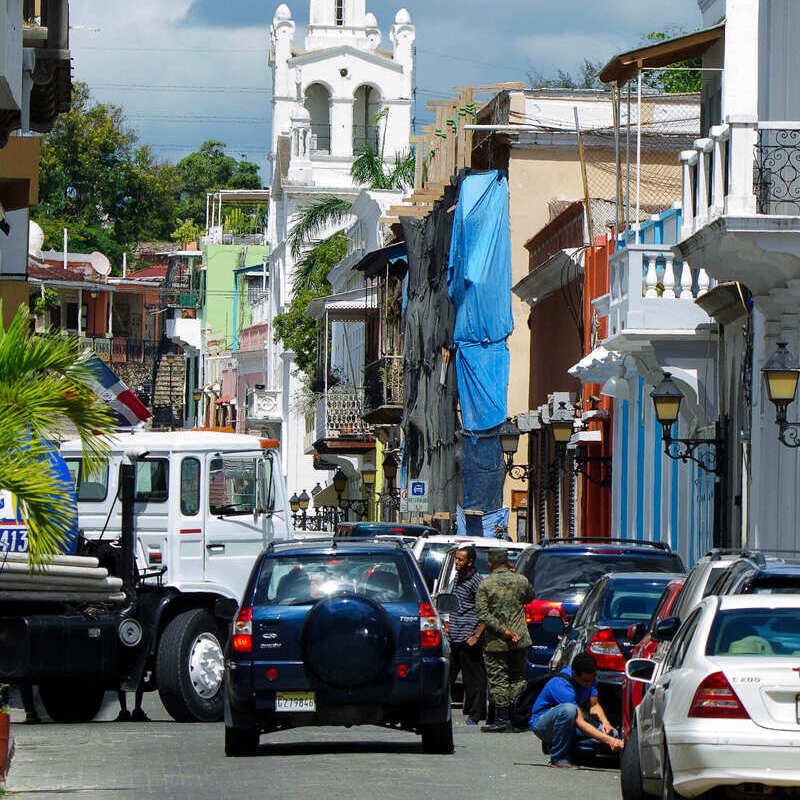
[448, 171, 512, 432]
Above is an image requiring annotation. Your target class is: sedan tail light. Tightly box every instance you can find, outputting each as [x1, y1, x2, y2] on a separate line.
[588, 628, 626, 671]
[232, 606, 253, 653]
[688, 671, 749, 719]
[419, 601, 442, 649]
[525, 599, 566, 624]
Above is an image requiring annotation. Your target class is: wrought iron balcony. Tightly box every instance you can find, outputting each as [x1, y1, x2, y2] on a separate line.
[755, 128, 800, 215]
[363, 356, 404, 424]
[313, 385, 375, 455]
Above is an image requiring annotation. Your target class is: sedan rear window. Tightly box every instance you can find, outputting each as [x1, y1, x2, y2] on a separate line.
[529, 553, 684, 598]
[706, 608, 800, 656]
[603, 580, 674, 621]
[254, 554, 418, 606]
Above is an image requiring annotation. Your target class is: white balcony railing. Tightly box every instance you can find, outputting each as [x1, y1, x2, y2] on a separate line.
[607, 244, 713, 338]
[680, 119, 800, 240]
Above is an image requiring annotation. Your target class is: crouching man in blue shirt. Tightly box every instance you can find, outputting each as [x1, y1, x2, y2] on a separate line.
[529, 652, 624, 768]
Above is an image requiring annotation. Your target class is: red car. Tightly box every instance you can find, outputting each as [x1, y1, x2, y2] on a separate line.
[620, 577, 685, 738]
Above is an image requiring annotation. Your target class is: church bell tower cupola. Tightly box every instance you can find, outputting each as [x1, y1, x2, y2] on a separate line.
[306, 0, 372, 51]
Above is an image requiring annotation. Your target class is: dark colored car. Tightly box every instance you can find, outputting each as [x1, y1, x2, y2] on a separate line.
[548, 572, 683, 728]
[512, 539, 686, 678]
[346, 522, 438, 538]
[706, 553, 800, 596]
[620, 578, 684, 737]
[224, 538, 454, 756]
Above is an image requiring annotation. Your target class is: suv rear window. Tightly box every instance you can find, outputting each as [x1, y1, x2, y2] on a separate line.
[603, 580, 673, 621]
[528, 552, 684, 599]
[254, 554, 418, 606]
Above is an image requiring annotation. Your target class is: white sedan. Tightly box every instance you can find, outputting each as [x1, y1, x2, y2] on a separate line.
[622, 594, 800, 800]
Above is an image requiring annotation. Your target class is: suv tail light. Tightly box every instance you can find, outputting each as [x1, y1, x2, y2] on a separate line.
[588, 628, 626, 671]
[688, 671, 749, 719]
[525, 599, 566, 625]
[232, 606, 253, 653]
[419, 601, 442, 649]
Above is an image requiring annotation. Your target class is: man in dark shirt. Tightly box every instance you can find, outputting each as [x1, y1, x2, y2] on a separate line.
[448, 545, 486, 725]
[529, 652, 624, 767]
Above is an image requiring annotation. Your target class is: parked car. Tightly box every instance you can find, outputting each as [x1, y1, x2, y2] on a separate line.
[667, 549, 754, 624]
[433, 539, 529, 595]
[620, 578, 685, 737]
[347, 522, 438, 539]
[512, 538, 685, 678]
[622, 595, 800, 800]
[706, 552, 800, 596]
[224, 538, 455, 756]
[548, 572, 683, 728]
[411, 535, 474, 591]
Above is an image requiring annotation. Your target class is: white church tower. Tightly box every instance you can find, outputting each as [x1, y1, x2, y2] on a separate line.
[267, 0, 415, 497]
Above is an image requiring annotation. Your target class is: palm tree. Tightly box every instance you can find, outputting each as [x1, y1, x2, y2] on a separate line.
[287, 108, 416, 277]
[0, 305, 116, 563]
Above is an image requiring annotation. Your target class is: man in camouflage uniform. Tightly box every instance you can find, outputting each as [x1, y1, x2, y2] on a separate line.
[475, 547, 533, 732]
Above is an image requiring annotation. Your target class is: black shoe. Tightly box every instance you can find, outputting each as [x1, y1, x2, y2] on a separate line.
[131, 708, 150, 722]
[115, 709, 132, 722]
[25, 713, 41, 724]
[481, 706, 510, 732]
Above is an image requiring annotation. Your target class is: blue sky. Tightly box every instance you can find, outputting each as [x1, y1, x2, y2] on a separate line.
[69, 0, 701, 180]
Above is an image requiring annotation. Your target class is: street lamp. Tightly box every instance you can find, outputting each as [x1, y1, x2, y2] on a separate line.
[298, 490, 310, 511]
[499, 418, 532, 481]
[650, 372, 724, 474]
[361, 463, 377, 487]
[289, 492, 300, 514]
[762, 341, 800, 448]
[550, 401, 575, 445]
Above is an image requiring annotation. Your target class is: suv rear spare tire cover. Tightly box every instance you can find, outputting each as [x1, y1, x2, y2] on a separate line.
[301, 594, 394, 689]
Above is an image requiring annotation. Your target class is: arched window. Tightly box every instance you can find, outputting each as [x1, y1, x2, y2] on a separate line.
[335, 0, 344, 26]
[353, 85, 381, 153]
[304, 83, 331, 153]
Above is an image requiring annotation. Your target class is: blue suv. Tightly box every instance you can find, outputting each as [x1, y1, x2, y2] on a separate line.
[512, 538, 685, 678]
[224, 538, 454, 755]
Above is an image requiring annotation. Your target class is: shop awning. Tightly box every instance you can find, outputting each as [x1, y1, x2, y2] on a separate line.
[352, 242, 407, 278]
[513, 248, 584, 307]
[306, 286, 377, 322]
[600, 23, 724, 86]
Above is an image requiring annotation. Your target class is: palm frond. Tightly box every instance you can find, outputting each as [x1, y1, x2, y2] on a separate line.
[287, 197, 352, 259]
[351, 143, 388, 189]
[0, 304, 117, 561]
[386, 148, 416, 192]
[291, 231, 349, 295]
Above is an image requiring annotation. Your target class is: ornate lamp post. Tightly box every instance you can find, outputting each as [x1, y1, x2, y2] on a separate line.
[650, 372, 724, 474]
[762, 341, 800, 447]
[499, 419, 532, 481]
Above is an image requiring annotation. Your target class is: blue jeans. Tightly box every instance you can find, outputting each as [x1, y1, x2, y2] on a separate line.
[531, 703, 615, 764]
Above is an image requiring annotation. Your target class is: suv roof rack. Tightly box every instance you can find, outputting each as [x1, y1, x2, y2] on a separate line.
[704, 548, 762, 561]
[266, 535, 407, 552]
[539, 537, 670, 551]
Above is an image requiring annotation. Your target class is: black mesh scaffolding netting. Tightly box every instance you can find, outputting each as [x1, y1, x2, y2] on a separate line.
[400, 183, 460, 516]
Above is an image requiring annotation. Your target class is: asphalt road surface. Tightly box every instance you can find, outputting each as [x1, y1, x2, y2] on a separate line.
[6, 693, 621, 800]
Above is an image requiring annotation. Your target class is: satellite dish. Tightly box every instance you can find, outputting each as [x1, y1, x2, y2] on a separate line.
[28, 220, 44, 256]
[89, 251, 111, 276]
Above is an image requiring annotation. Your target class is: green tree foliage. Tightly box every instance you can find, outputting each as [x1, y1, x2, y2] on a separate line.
[272, 232, 348, 376]
[529, 59, 605, 90]
[0, 305, 116, 563]
[171, 218, 201, 245]
[36, 83, 179, 269]
[175, 140, 262, 226]
[642, 31, 702, 93]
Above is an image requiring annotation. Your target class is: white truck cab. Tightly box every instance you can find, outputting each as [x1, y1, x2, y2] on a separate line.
[61, 430, 293, 602]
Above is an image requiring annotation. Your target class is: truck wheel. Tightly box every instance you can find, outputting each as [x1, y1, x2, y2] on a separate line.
[225, 725, 259, 757]
[156, 609, 225, 722]
[420, 720, 454, 754]
[39, 681, 105, 723]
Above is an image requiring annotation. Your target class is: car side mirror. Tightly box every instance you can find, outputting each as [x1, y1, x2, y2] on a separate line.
[627, 622, 646, 644]
[435, 592, 459, 614]
[625, 658, 656, 684]
[652, 615, 681, 643]
[541, 615, 565, 635]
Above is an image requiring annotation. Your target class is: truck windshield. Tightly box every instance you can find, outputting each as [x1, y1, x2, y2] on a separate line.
[209, 455, 272, 517]
[65, 458, 109, 502]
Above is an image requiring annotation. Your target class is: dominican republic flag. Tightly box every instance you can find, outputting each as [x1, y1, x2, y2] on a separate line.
[83, 353, 152, 428]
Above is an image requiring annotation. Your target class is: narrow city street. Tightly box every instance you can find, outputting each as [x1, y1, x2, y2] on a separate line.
[7, 696, 620, 800]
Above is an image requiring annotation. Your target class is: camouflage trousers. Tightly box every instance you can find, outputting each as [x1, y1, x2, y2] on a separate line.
[484, 648, 527, 708]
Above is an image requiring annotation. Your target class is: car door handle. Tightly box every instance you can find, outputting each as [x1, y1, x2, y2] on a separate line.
[206, 543, 225, 553]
